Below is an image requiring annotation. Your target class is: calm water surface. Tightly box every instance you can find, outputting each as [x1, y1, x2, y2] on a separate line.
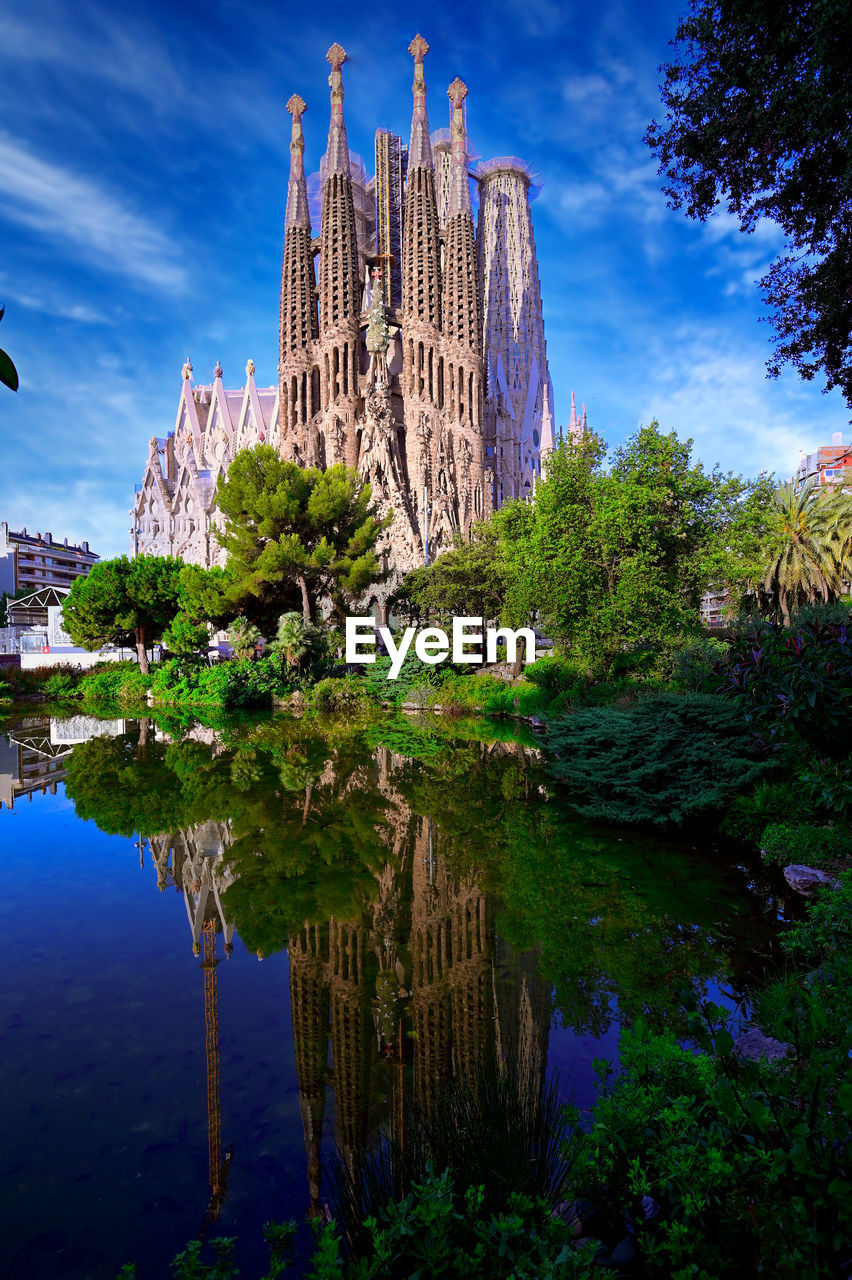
[0, 710, 786, 1278]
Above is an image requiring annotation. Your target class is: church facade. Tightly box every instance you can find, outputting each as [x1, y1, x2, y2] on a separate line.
[132, 36, 555, 608]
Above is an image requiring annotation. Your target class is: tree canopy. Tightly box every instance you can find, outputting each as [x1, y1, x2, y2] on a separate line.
[645, 0, 852, 406]
[61, 554, 183, 673]
[494, 422, 765, 671]
[390, 522, 508, 624]
[208, 446, 390, 631]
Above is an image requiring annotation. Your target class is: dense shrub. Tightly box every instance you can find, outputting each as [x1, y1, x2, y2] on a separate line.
[362, 650, 443, 705]
[78, 662, 151, 705]
[150, 656, 290, 709]
[779, 869, 852, 966]
[307, 1167, 597, 1279]
[760, 820, 851, 869]
[310, 675, 371, 715]
[524, 654, 586, 695]
[43, 671, 82, 700]
[665, 634, 729, 692]
[574, 997, 851, 1279]
[544, 693, 771, 826]
[714, 608, 852, 754]
[721, 777, 817, 843]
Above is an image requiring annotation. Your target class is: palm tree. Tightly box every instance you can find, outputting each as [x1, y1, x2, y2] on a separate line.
[760, 478, 852, 618]
[227, 617, 261, 660]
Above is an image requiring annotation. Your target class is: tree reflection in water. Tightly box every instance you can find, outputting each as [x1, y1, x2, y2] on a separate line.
[56, 711, 778, 1223]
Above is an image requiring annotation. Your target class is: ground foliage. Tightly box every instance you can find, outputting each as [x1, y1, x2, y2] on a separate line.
[713, 603, 852, 754]
[543, 692, 771, 827]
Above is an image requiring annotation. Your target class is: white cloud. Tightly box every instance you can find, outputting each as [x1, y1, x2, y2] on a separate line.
[9, 290, 108, 325]
[635, 324, 838, 480]
[0, 134, 187, 293]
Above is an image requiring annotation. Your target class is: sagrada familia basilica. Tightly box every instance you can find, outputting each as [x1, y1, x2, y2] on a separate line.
[132, 37, 576, 603]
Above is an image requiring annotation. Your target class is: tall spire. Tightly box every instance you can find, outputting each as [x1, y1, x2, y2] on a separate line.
[441, 77, 480, 354]
[446, 78, 471, 219]
[402, 33, 441, 333]
[408, 34, 432, 169]
[324, 42, 350, 177]
[280, 94, 318, 370]
[285, 94, 310, 230]
[319, 43, 360, 334]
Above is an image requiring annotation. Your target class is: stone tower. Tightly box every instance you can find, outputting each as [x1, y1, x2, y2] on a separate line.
[134, 34, 558, 603]
[478, 158, 553, 505]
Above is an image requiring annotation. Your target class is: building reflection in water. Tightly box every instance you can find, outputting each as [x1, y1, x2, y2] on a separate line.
[140, 737, 550, 1222]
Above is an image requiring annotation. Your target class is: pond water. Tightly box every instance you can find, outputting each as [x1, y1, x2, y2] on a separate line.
[0, 710, 787, 1278]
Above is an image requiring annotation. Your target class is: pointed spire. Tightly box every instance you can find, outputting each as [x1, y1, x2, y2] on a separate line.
[182, 357, 193, 381]
[446, 78, 471, 218]
[285, 94, 310, 230]
[324, 43, 350, 177]
[408, 34, 433, 170]
[540, 384, 554, 456]
[582, 402, 588, 431]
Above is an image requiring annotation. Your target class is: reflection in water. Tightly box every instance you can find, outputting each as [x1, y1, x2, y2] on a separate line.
[133, 727, 550, 1219]
[0, 710, 786, 1263]
[0, 714, 126, 809]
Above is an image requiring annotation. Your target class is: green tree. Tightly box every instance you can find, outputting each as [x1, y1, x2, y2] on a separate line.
[759, 478, 852, 617]
[393, 522, 508, 624]
[61, 555, 183, 674]
[496, 423, 757, 673]
[213, 446, 390, 630]
[161, 611, 209, 661]
[646, 0, 852, 406]
[268, 611, 326, 675]
[227, 617, 261, 660]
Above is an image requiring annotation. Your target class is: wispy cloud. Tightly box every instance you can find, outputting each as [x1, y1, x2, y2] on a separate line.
[636, 324, 827, 479]
[0, 134, 188, 293]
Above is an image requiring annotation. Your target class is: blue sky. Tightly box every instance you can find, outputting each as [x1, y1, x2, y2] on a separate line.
[1, 0, 847, 558]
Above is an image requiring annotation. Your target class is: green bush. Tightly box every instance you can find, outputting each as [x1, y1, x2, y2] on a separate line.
[721, 777, 815, 843]
[77, 662, 151, 705]
[666, 634, 729, 692]
[780, 869, 852, 967]
[715, 608, 852, 754]
[307, 1167, 598, 1280]
[760, 821, 851, 869]
[311, 675, 371, 715]
[575, 1003, 852, 1279]
[544, 692, 772, 827]
[44, 671, 82, 700]
[524, 654, 586, 696]
[363, 650, 443, 705]
[150, 656, 290, 709]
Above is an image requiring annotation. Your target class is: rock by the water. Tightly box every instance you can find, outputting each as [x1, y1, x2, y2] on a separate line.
[733, 1027, 792, 1062]
[609, 1236, 639, 1271]
[783, 864, 839, 895]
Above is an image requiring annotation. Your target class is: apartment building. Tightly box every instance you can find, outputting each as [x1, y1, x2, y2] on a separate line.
[0, 522, 99, 596]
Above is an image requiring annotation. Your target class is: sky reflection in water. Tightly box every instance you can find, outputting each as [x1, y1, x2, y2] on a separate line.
[0, 711, 784, 1278]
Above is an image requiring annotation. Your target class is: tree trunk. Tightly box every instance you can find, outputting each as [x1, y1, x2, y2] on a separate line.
[136, 626, 150, 675]
[297, 574, 312, 625]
